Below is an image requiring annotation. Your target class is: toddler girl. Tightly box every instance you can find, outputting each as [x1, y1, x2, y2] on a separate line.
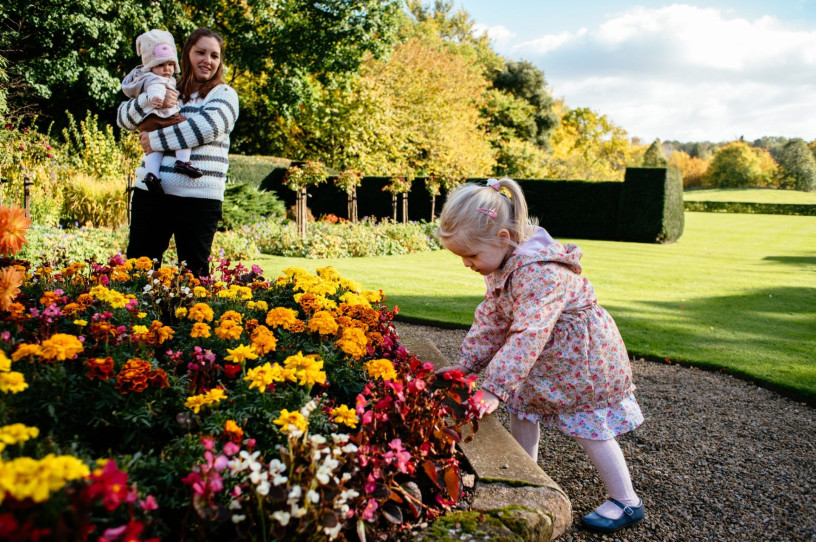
[435, 177, 645, 533]
[121, 29, 202, 194]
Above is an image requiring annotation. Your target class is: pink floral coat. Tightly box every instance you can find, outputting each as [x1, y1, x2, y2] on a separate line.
[459, 228, 635, 417]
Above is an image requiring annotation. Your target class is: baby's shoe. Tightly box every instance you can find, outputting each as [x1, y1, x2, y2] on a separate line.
[174, 160, 203, 178]
[143, 173, 164, 194]
[582, 498, 644, 532]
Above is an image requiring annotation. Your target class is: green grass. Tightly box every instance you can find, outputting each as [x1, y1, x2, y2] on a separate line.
[244, 212, 816, 403]
[684, 187, 816, 204]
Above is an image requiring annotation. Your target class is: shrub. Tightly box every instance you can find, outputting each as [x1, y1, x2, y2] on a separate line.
[227, 154, 291, 189]
[61, 172, 128, 228]
[240, 217, 442, 258]
[617, 167, 684, 243]
[220, 182, 286, 231]
[18, 224, 128, 265]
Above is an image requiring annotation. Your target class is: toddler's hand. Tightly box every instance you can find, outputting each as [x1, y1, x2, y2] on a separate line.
[150, 96, 163, 108]
[162, 89, 178, 109]
[434, 364, 473, 376]
[478, 389, 501, 414]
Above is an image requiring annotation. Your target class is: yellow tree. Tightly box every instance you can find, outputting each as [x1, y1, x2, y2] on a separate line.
[546, 100, 631, 181]
[704, 141, 777, 188]
[668, 150, 710, 189]
[359, 36, 495, 179]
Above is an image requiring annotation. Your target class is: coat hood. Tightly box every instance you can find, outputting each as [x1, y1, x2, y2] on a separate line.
[488, 226, 583, 290]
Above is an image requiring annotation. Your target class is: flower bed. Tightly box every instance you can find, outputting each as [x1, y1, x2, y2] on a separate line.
[0, 209, 484, 541]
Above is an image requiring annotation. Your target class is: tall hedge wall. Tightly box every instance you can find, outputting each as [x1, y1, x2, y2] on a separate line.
[230, 158, 684, 243]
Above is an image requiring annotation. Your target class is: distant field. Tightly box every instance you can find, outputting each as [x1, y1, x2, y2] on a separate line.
[684, 188, 816, 204]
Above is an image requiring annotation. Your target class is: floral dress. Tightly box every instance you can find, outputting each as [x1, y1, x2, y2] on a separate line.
[459, 227, 643, 440]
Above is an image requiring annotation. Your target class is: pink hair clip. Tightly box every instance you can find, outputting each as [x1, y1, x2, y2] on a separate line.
[477, 207, 497, 218]
[486, 178, 501, 192]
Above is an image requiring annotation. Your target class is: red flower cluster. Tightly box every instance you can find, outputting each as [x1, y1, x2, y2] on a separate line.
[115, 358, 169, 394]
[86, 356, 115, 381]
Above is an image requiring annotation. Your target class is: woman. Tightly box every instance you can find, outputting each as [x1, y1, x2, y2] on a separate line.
[117, 27, 239, 277]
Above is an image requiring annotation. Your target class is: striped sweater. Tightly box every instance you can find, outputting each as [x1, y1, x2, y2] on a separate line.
[117, 84, 240, 201]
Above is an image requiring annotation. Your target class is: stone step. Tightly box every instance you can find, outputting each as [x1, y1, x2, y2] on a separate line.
[401, 337, 573, 540]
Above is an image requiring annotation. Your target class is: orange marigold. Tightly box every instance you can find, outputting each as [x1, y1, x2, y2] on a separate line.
[0, 266, 24, 311]
[0, 204, 31, 256]
[85, 357, 115, 381]
[115, 358, 152, 394]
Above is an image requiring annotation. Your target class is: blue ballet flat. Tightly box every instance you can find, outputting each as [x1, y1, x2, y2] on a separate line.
[582, 498, 645, 532]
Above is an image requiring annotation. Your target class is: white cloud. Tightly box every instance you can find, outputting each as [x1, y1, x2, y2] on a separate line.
[504, 3, 816, 141]
[472, 23, 516, 44]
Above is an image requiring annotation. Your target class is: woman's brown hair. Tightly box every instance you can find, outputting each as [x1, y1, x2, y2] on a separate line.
[177, 28, 224, 101]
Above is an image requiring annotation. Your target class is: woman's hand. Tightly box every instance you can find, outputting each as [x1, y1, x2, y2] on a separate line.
[139, 132, 153, 154]
[434, 363, 473, 376]
[162, 89, 178, 109]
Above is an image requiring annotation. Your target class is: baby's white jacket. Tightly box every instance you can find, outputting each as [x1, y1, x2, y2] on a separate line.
[121, 66, 181, 118]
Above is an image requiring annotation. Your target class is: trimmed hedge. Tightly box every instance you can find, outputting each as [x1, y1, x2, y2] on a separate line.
[255, 162, 685, 243]
[227, 154, 291, 189]
[684, 200, 816, 216]
[617, 167, 684, 243]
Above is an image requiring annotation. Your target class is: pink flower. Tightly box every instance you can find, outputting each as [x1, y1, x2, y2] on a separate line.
[139, 495, 159, 511]
[223, 441, 240, 456]
[361, 498, 379, 521]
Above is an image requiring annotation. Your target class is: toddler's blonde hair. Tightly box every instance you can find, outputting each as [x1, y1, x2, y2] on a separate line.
[436, 178, 537, 252]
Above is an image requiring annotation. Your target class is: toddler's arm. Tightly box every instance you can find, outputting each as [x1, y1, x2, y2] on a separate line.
[147, 86, 239, 152]
[146, 81, 167, 109]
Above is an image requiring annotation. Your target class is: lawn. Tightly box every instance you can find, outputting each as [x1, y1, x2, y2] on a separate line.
[244, 212, 816, 403]
[683, 187, 816, 204]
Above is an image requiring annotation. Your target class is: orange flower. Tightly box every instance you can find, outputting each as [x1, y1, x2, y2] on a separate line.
[0, 204, 31, 256]
[0, 266, 24, 311]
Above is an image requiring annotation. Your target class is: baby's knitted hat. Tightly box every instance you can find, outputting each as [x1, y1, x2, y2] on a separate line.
[136, 29, 180, 74]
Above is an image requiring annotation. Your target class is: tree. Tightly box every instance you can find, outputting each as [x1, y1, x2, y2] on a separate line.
[705, 141, 777, 188]
[668, 150, 709, 189]
[489, 60, 558, 148]
[359, 36, 495, 178]
[546, 102, 631, 181]
[642, 139, 668, 167]
[775, 138, 816, 191]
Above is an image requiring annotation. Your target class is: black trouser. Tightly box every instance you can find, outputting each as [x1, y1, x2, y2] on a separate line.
[127, 189, 222, 277]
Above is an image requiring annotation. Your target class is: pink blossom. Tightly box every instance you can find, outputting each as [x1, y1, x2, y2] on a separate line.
[223, 442, 240, 456]
[361, 498, 378, 521]
[139, 494, 159, 511]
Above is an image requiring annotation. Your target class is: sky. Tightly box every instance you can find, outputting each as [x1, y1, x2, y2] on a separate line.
[455, 0, 816, 143]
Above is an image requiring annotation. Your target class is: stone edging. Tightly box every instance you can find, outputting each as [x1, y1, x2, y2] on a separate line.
[402, 338, 572, 541]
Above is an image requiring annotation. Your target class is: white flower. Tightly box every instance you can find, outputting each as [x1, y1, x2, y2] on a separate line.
[272, 510, 290, 526]
[309, 434, 327, 446]
[229, 499, 242, 510]
[306, 489, 320, 503]
[341, 443, 358, 453]
[268, 459, 286, 473]
[272, 474, 288, 486]
[331, 433, 350, 444]
[341, 472, 352, 482]
[231, 514, 246, 523]
[256, 481, 270, 496]
[287, 485, 302, 504]
[324, 523, 343, 539]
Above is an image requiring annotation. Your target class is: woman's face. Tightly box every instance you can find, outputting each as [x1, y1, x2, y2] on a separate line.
[188, 36, 221, 83]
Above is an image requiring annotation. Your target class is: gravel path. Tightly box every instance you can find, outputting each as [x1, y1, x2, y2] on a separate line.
[395, 322, 816, 542]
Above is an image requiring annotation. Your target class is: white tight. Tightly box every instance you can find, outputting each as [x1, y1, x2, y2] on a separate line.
[510, 414, 640, 519]
[143, 148, 192, 177]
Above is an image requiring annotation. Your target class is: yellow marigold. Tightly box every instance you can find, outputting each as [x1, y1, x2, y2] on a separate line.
[217, 288, 237, 300]
[330, 404, 358, 428]
[244, 362, 277, 393]
[364, 358, 398, 381]
[193, 286, 210, 298]
[11, 343, 41, 362]
[215, 320, 243, 340]
[137, 312, 147, 319]
[0, 266, 24, 311]
[336, 327, 368, 359]
[39, 334, 84, 362]
[227, 285, 252, 300]
[0, 371, 27, 393]
[250, 325, 277, 355]
[339, 291, 370, 308]
[0, 350, 10, 372]
[132, 325, 149, 337]
[339, 278, 363, 292]
[283, 352, 326, 388]
[286, 319, 305, 333]
[273, 409, 308, 434]
[184, 388, 227, 414]
[73, 319, 87, 327]
[316, 266, 342, 282]
[219, 310, 243, 324]
[307, 280, 337, 297]
[265, 307, 298, 329]
[247, 300, 268, 312]
[0, 423, 39, 452]
[224, 419, 243, 442]
[0, 454, 89, 504]
[307, 311, 339, 335]
[0, 204, 31, 256]
[225, 344, 258, 364]
[175, 307, 188, 318]
[188, 303, 214, 323]
[131, 257, 154, 271]
[190, 323, 211, 338]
